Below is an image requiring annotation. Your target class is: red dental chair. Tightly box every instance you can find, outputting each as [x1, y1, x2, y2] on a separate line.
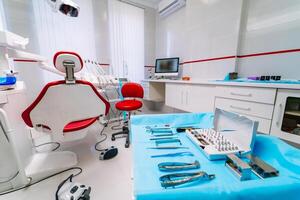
[22, 51, 110, 142]
[111, 82, 144, 148]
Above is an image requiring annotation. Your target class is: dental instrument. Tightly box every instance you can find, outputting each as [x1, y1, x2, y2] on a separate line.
[155, 138, 182, 146]
[225, 154, 252, 181]
[150, 136, 179, 141]
[246, 155, 279, 179]
[148, 147, 189, 150]
[159, 171, 215, 188]
[151, 133, 175, 137]
[158, 161, 200, 172]
[151, 151, 194, 158]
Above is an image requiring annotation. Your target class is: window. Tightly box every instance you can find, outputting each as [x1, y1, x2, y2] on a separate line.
[108, 0, 145, 82]
[32, 0, 97, 81]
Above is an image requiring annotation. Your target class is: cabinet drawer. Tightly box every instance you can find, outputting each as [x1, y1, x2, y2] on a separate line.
[215, 97, 274, 119]
[216, 86, 276, 104]
[143, 88, 149, 100]
[241, 115, 271, 134]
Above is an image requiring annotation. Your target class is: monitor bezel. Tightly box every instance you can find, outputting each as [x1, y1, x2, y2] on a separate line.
[154, 57, 180, 75]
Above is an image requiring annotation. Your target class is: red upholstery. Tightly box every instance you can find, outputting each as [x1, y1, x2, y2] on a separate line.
[116, 100, 143, 111]
[115, 82, 144, 112]
[22, 80, 110, 132]
[63, 117, 98, 133]
[121, 83, 144, 98]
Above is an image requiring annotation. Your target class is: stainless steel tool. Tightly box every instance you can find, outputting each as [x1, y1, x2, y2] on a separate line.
[246, 155, 279, 179]
[149, 137, 179, 141]
[158, 161, 200, 172]
[148, 147, 189, 150]
[146, 127, 173, 133]
[155, 138, 182, 146]
[151, 151, 194, 158]
[159, 171, 215, 188]
[225, 154, 252, 181]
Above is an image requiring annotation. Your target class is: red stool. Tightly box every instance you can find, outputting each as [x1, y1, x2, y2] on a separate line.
[111, 82, 144, 148]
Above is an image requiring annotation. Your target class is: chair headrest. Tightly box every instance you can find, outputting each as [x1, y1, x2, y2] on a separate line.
[53, 51, 83, 73]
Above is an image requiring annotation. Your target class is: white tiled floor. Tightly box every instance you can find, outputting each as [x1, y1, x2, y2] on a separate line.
[0, 123, 133, 200]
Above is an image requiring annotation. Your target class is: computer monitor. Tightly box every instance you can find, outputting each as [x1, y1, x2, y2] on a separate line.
[155, 57, 179, 77]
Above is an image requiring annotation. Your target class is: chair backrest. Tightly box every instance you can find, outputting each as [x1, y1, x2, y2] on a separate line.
[22, 80, 110, 134]
[22, 51, 110, 135]
[121, 82, 144, 98]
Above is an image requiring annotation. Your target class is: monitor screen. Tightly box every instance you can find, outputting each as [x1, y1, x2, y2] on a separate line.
[155, 58, 179, 74]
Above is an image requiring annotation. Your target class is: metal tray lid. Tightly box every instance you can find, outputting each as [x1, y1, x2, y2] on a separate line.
[213, 108, 258, 153]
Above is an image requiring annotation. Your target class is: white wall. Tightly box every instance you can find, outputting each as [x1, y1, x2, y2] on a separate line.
[2, 0, 44, 102]
[237, 0, 300, 79]
[156, 0, 300, 80]
[2, 0, 39, 52]
[2, 0, 111, 100]
[156, 0, 243, 80]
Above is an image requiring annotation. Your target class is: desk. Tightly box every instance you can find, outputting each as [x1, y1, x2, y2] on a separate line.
[131, 112, 300, 200]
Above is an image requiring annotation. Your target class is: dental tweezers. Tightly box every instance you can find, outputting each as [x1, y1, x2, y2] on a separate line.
[159, 171, 215, 188]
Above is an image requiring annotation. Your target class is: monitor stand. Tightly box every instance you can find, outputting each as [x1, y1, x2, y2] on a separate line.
[152, 76, 180, 80]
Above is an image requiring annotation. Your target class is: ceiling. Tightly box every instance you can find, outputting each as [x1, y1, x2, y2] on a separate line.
[128, 0, 161, 9]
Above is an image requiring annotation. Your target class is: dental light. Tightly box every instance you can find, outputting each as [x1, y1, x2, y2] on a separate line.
[46, 0, 80, 17]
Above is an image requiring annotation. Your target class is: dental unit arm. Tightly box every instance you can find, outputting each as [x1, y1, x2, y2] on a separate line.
[0, 30, 65, 90]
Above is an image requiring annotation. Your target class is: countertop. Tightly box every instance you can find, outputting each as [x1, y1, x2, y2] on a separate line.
[142, 79, 300, 90]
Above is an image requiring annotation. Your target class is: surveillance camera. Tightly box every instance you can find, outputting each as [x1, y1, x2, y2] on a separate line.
[47, 0, 80, 17]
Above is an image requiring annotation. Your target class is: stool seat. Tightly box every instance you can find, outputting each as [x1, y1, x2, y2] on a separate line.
[115, 100, 143, 111]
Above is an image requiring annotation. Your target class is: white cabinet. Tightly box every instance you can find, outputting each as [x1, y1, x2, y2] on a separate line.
[185, 85, 216, 112]
[141, 81, 165, 102]
[271, 89, 300, 143]
[165, 83, 183, 109]
[215, 86, 276, 134]
[215, 97, 272, 133]
[214, 98, 274, 119]
[165, 83, 215, 112]
[216, 86, 277, 104]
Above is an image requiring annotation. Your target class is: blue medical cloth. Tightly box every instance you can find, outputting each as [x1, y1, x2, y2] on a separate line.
[131, 112, 300, 200]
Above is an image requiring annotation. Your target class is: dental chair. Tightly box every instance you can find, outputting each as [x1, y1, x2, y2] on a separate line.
[22, 51, 110, 142]
[111, 82, 144, 148]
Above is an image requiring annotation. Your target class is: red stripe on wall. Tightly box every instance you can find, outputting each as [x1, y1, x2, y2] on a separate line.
[182, 55, 236, 65]
[14, 59, 39, 63]
[237, 48, 300, 58]
[144, 48, 300, 67]
[99, 64, 110, 66]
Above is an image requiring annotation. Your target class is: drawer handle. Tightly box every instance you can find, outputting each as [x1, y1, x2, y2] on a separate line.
[230, 92, 252, 97]
[276, 103, 283, 127]
[230, 105, 251, 111]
